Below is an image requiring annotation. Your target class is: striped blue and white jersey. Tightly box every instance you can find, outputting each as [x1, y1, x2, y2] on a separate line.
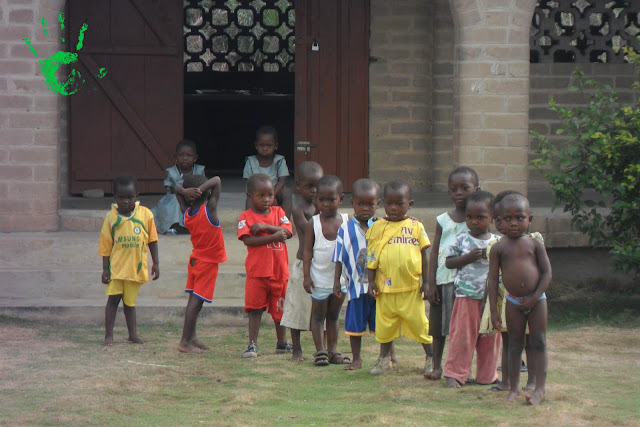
[332, 217, 373, 301]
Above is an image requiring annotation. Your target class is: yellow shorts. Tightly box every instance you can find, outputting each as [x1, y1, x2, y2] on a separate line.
[105, 279, 142, 307]
[376, 289, 432, 344]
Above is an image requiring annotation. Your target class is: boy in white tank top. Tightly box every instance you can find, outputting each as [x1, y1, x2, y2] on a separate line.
[303, 175, 349, 366]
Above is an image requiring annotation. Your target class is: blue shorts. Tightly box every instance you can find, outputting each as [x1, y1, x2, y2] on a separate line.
[345, 293, 376, 336]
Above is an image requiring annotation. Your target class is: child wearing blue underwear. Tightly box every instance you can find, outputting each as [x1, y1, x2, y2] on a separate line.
[425, 166, 478, 380]
[303, 175, 348, 366]
[488, 193, 552, 405]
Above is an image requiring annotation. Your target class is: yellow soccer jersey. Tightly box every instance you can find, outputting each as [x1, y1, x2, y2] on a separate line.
[98, 202, 158, 284]
[366, 217, 431, 294]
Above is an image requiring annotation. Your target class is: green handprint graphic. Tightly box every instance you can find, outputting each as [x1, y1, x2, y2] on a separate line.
[24, 13, 107, 96]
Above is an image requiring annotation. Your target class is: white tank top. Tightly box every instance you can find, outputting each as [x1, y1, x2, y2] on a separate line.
[310, 213, 348, 289]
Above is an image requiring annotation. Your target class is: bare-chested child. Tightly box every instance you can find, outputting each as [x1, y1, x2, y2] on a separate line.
[488, 193, 552, 405]
[280, 161, 324, 361]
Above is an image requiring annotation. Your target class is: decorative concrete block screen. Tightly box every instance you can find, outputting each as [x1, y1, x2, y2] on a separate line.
[183, 0, 295, 72]
[531, 0, 640, 63]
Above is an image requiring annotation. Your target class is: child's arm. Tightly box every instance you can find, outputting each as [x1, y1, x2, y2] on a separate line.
[274, 176, 287, 198]
[148, 241, 160, 280]
[302, 220, 315, 294]
[445, 248, 483, 269]
[174, 184, 202, 205]
[240, 232, 287, 247]
[203, 176, 222, 222]
[102, 257, 110, 284]
[519, 239, 552, 311]
[420, 247, 429, 300]
[367, 269, 378, 298]
[487, 244, 502, 330]
[427, 222, 443, 304]
[333, 262, 343, 297]
[250, 223, 293, 238]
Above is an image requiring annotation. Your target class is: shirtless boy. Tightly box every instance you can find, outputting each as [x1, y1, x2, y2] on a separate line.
[280, 161, 324, 361]
[488, 193, 552, 405]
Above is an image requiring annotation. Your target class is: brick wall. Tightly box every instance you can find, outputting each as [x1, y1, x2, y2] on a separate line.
[369, 0, 433, 190]
[430, 0, 455, 191]
[0, 0, 66, 231]
[528, 63, 639, 192]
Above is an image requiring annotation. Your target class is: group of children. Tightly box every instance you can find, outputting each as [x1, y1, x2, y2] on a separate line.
[99, 131, 551, 406]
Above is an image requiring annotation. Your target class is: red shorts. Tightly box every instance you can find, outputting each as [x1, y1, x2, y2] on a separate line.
[185, 258, 219, 303]
[244, 276, 287, 322]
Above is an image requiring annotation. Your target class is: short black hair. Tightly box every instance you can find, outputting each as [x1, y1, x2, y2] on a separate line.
[383, 179, 411, 199]
[183, 174, 207, 189]
[317, 174, 343, 193]
[296, 161, 323, 183]
[448, 166, 479, 187]
[112, 174, 138, 194]
[501, 193, 530, 212]
[493, 190, 523, 211]
[352, 178, 379, 198]
[256, 125, 278, 143]
[176, 139, 197, 153]
[466, 190, 495, 213]
[247, 173, 273, 193]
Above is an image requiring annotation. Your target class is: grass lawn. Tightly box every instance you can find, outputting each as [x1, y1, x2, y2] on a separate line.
[1, 314, 639, 425]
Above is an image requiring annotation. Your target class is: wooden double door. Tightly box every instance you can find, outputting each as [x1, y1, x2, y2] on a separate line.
[69, 0, 369, 194]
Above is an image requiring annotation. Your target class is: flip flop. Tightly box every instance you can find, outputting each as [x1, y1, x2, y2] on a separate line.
[313, 351, 329, 366]
[328, 351, 351, 364]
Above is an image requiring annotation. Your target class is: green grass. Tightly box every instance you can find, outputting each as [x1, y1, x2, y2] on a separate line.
[1, 314, 639, 425]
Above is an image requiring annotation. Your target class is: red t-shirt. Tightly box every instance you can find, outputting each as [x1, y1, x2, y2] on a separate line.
[237, 206, 292, 281]
[184, 205, 227, 264]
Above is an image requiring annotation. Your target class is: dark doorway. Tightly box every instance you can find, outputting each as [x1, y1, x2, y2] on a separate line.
[183, 1, 295, 177]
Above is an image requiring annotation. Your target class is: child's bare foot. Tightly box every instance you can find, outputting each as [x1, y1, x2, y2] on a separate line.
[190, 338, 210, 350]
[506, 390, 520, 401]
[465, 374, 476, 385]
[127, 336, 145, 344]
[102, 336, 114, 346]
[291, 347, 304, 362]
[488, 381, 508, 392]
[424, 367, 442, 380]
[344, 358, 362, 370]
[445, 377, 462, 388]
[526, 389, 545, 405]
[178, 342, 204, 354]
[522, 382, 535, 392]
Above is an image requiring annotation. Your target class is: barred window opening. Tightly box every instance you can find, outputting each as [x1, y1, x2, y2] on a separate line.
[530, 0, 640, 63]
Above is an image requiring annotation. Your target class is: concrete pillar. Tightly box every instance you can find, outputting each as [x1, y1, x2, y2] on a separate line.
[449, 0, 536, 194]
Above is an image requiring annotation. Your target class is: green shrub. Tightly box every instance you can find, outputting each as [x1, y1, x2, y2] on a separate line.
[531, 49, 640, 275]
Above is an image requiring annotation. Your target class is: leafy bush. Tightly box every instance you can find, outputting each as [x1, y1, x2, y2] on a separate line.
[531, 50, 640, 275]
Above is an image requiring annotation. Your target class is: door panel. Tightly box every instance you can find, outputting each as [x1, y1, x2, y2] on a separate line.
[69, 0, 182, 194]
[294, 0, 369, 192]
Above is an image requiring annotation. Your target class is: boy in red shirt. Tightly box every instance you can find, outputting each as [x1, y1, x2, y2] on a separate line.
[175, 174, 226, 353]
[238, 173, 293, 358]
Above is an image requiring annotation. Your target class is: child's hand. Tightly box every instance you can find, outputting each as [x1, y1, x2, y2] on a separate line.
[101, 270, 111, 284]
[467, 248, 484, 262]
[518, 295, 536, 312]
[271, 229, 287, 243]
[420, 282, 429, 300]
[250, 223, 267, 234]
[491, 312, 502, 330]
[333, 281, 343, 298]
[303, 277, 314, 294]
[182, 187, 202, 202]
[151, 263, 160, 280]
[368, 284, 379, 299]
[426, 284, 440, 305]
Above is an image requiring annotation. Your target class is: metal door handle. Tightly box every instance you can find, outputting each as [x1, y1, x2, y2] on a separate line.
[296, 141, 318, 153]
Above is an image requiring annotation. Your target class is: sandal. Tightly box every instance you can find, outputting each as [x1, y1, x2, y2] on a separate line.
[328, 351, 351, 364]
[313, 351, 329, 366]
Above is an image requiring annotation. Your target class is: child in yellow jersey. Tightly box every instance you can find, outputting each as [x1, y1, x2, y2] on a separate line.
[366, 179, 433, 375]
[99, 175, 159, 346]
